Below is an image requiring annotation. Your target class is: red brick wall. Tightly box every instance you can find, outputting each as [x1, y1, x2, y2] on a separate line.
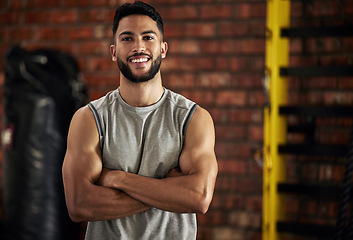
[1, 0, 353, 239]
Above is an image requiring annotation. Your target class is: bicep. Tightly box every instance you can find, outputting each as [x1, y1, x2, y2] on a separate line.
[63, 106, 102, 190]
[179, 107, 218, 179]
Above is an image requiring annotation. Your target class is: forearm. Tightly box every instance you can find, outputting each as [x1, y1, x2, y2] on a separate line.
[64, 178, 150, 222]
[106, 170, 213, 214]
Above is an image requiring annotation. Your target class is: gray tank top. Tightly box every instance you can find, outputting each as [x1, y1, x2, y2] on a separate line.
[85, 88, 197, 240]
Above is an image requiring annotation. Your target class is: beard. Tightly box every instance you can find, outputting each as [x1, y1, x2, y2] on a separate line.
[117, 53, 162, 83]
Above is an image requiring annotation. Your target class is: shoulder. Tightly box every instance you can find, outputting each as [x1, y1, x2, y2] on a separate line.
[68, 106, 98, 144]
[89, 89, 119, 111]
[185, 106, 215, 146]
[190, 106, 214, 132]
[164, 89, 196, 110]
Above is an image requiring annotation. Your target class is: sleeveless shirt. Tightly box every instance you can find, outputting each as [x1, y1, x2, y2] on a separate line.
[85, 88, 198, 240]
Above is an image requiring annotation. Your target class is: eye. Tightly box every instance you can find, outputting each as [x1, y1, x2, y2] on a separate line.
[121, 37, 132, 41]
[143, 36, 154, 40]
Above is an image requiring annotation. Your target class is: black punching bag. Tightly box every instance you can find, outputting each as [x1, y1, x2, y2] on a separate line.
[2, 46, 87, 240]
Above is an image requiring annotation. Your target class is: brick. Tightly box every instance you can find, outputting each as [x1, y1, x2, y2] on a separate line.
[216, 90, 247, 106]
[77, 41, 109, 55]
[342, 37, 353, 52]
[68, 26, 94, 39]
[234, 3, 266, 19]
[215, 175, 238, 192]
[89, 88, 115, 100]
[219, 22, 248, 37]
[217, 159, 246, 174]
[24, 11, 49, 24]
[216, 57, 231, 71]
[197, 211, 227, 225]
[229, 143, 252, 157]
[38, 27, 66, 40]
[186, 23, 217, 37]
[249, 126, 263, 141]
[23, 42, 75, 54]
[302, 77, 337, 89]
[167, 40, 201, 54]
[248, 90, 266, 106]
[248, 22, 266, 37]
[8, 28, 35, 41]
[198, 72, 231, 88]
[87, 57, 116, 72]
[0, 12, 21, 24]
[213, 227, 245, 240]
[211, 193, 245, 210]
[163, 73, 196, 89]
[214, 142, 231, 157]
[229, 211, 261, 228]
[63, 0, 90, 7]
[92, 0, 110, 6]
[160, 6, 198, 20]
[200, 5, 232, 19]
[9, 0, 28, 9]
[154, 0, 183, 4]
[344, 0, 353, 15]
[312, 1, 340, 17]
[230, 74, 263, 88]
[178, 90, 214, 105]
[162, 56, 214, 71]
[32, 0, 60, 7]
[50, 10, 77, 23]
[246, 196, 262, 212]
[230, 57, 264, 72]
[0, 72, 4, 85]
[323, 91, 353, 105]
[338, 77, 353, 90]
[289, 39, 303, 53]
[186, 0, 213, 3]
[196, 227, 213, 240]
[79, 9, 114, 23]
[291, 1, 303, 17]
[199, 40, 221, 54]
[230, 109, 262, 123]
[84, 73, 119, 87]
[237, 178, 262, 193]
[216, 125, 246, 140]
[233, 39, 265, 54]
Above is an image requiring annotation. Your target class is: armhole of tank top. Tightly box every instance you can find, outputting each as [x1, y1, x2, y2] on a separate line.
[88, 103, 104, 148]
[182, 104, 198, 136]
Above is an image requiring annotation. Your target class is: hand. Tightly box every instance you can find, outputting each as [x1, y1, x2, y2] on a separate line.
[166, 167, 184, 178]
[97, 168, 115, 188]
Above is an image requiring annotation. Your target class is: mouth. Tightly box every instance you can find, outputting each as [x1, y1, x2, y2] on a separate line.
[128, 55, 151, 64]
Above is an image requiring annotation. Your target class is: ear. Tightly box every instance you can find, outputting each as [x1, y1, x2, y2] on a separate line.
[110, 45, 117, 61]
[161, 41, 168, 59]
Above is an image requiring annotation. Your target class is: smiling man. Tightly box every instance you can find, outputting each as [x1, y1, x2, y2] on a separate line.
[62, 1, 218, 240]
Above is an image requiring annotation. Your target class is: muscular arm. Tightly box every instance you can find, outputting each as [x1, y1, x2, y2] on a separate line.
[62, 106, 150, 222]
[99, 106, 218, 214]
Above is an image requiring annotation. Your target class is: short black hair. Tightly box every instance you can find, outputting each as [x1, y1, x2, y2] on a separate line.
[112, 1, 164, 40]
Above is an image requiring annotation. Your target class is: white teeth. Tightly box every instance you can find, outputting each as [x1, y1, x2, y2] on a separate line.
[131, 58, 148, 63]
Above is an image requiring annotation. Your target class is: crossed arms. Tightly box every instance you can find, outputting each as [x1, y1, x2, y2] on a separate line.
[62, 105, 218, 222]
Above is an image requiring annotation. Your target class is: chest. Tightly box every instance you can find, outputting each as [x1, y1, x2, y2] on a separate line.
[101, 108, 184, 178]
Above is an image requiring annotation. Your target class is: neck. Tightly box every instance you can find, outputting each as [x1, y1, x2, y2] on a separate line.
[119, 72, 164, 107]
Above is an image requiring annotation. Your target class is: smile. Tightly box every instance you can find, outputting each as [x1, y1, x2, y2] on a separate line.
[128, 54, 151, 64]
[130, 58, 149, 63]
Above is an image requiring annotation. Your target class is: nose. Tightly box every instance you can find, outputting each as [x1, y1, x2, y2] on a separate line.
[132, 38, 146, 53]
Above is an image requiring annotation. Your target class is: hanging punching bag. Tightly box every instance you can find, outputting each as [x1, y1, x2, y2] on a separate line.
[2, 46, 87, 240]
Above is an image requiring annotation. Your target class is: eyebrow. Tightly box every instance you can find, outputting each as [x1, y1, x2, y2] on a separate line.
[118, 30, 158, 37]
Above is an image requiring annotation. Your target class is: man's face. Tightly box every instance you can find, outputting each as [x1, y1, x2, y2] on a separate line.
[110, 15, 167, 83]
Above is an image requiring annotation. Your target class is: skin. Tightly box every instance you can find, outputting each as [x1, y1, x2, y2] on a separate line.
[62, 15, 218, 222]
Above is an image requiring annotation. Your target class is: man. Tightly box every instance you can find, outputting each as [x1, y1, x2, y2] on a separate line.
[62, 1, 218, 239]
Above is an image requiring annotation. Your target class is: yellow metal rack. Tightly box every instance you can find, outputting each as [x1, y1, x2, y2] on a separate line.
[262, 0, 353, 239]
[263, 0, 290, 240]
